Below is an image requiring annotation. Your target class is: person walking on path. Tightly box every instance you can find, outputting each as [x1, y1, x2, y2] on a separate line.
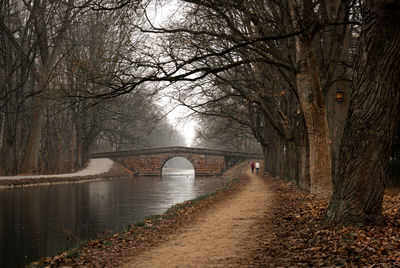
[250, 161, 255, 173]
[122, 162, 273, 268]
[255, 162, 260, 174]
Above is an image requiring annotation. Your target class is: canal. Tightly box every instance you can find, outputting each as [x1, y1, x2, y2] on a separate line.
[0, 169, 228, 267]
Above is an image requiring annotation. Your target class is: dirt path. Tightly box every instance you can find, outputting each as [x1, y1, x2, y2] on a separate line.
[122, 167, 273, 267]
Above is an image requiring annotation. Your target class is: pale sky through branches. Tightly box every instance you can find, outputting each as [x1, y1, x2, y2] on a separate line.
[147, 0, 198, 147]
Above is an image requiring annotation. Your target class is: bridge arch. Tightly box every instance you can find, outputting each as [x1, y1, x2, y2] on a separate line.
[160, 155, 195, 176]
[90, 146, 262, 177]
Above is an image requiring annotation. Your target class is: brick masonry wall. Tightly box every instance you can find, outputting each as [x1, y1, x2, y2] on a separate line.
[115, 153, 227, 176]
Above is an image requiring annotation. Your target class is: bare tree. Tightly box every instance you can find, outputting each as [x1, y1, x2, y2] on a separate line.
[194, 116, 262, 153]
[0, 0, 155, 175]
[137, 0, 353, 194]
[326, 0, 400, 225]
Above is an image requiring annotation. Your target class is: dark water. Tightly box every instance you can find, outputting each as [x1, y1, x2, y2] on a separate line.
[0, 172, 227, 267]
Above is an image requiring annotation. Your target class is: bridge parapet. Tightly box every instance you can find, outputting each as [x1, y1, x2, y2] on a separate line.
[91, 146, 262, 159]
[90, 146, 262, 177]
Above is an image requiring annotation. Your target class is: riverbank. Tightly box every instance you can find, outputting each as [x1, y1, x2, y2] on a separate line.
[30, 161, 251, 267]
[31, 162, 400, 267]
[0, 159, 131, 189]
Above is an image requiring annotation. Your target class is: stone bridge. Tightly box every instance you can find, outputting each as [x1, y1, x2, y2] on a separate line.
[91, 146, 262, 176]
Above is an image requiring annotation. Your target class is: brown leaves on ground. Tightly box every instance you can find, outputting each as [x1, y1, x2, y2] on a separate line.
[33, 163, 248, 267]
[247, 177, 400, 267]
[33, 167, 400, 267]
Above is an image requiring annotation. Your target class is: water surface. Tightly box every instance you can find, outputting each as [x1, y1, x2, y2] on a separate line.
[0, 171, 227, 267]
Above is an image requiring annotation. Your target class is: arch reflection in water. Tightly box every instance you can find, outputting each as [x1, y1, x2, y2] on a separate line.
[162, 156, 195, 178]
[161, 157, 195, 205]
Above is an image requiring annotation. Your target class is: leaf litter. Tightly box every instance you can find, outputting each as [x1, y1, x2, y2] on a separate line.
[246, 177, 400, 267]
[30, 168, 400, 267]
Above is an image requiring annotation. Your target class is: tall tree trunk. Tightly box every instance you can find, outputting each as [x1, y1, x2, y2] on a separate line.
[264, 124, 277, 177]
[297, 38, 332, 197]
[297, 130, 310, 190]
[296, 114, 310, 190]
[0, 111, 4, 154]
[0, 112, 5, 175]
[21, 0, 75, 174]
[284, 140, 297, 182]
[70, 117, 77, 171]
[20, 99, 45, 174]
[326, 0, 400, 225]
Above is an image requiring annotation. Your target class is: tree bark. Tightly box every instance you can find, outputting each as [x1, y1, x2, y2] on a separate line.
[21, 0, 76, 174]
[0, 112, 4, 154]
[20, 99, 45, 174]
[296, 113, 310, 190]
[296, 38, 332, 197]
[326, 0, 400, 225]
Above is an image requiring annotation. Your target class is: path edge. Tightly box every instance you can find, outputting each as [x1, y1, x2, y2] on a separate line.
[30, 160, 251, 267]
